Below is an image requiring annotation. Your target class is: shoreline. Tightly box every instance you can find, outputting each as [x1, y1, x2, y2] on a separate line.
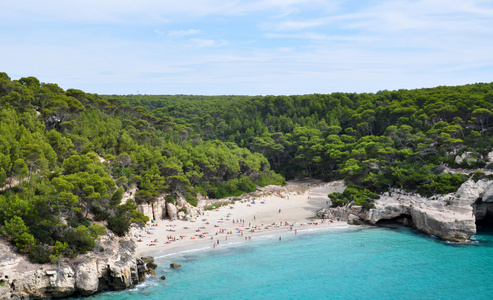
[135, 179, 347, 257]
[152, 223, 359, 260]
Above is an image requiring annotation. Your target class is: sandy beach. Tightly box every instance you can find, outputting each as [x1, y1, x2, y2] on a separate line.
[135, 179, 347, 257]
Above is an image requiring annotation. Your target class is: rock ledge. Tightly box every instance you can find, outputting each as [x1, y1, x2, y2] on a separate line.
[0, 232, 155, 299]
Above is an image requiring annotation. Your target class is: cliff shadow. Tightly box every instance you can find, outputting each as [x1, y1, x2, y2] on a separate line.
[375, 214, 414, 229]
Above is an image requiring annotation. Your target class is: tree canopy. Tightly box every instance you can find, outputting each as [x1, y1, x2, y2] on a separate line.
[2, 71, 493, 261]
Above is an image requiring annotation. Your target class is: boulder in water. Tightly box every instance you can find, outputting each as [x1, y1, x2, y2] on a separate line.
[147, 262, 158, 270]
[141, 256, 154, 264]
[170, 263, 182, 269]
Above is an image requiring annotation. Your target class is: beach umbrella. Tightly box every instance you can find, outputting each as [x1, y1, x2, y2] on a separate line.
[212, 206, 216, 209]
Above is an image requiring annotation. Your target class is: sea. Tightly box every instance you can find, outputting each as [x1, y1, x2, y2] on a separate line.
[76, 225, 493, 300]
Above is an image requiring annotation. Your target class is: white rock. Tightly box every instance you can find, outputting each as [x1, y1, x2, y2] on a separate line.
[167, 202, 177, 219]
[75, 260, 99, 296]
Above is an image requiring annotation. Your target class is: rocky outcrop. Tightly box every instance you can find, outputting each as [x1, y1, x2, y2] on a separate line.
[170, 263, 181, 269]
[0, 232, 155, 299]
[364, 179, 493, 241]
[175, 192, 200, 221]
[136, 190, 200, 222]
[317, 205, 362, 221]
[347, 214, 365, 225]
[75, 260, 99, 296]
[138, 202, 154, 220]
[455, 151, 482, 166]
[152, 195, 167, 220]
[324, 179, 493, 242]
[480, 182, 493, 203]
[138, 195, 167, 222]
[167, 202, 177, 219]
[474, 180, 493, 220]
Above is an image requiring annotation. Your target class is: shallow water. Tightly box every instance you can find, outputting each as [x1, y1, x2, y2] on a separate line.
[80, 226, 493, 300]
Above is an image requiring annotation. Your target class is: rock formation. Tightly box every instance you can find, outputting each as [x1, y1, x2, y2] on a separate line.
[137, 195, 167, 221]
[167, 202, 177, 219]
[0, 232, 155, 299]
[322, 178, 493, 242]
[455, 151, 482, 166]
[170, 263, 181, 269]
[152, 195, 167, 220]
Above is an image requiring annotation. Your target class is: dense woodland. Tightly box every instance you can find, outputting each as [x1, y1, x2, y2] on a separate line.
[2, 72, 493, 262]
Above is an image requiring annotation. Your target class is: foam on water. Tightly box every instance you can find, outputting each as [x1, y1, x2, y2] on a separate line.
[73, 226, 493, 300]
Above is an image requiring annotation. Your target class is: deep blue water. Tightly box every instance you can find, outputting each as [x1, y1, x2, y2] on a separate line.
[84, 226, 493, 300]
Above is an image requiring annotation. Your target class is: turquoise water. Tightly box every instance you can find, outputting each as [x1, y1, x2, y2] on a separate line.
[86, 226, 493, 300]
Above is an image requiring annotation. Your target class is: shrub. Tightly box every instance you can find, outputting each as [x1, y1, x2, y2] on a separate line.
[64, 226, 95, 254]
[88, 224, 106, 237]
[28, 244, 51, 264]
[107, 216, 130, 237]
[329, 186, 378, 209]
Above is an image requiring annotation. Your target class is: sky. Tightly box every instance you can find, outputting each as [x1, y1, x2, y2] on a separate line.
[1, 0, 493, 95]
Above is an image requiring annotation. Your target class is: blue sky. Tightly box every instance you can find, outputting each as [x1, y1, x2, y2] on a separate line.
[1, 0, 493, 95]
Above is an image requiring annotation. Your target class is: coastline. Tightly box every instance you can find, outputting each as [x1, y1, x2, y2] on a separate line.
[135, 180, 347, 257]
[147, 222, 357, 260]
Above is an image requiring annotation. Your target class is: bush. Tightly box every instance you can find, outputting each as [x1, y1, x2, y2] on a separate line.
[107, 216, 130, 237]
[255, 171, 285, 187]
[15, 232, 36, 253]
[166, 195, 176, 204]
[184, 192, 198, 206]
[92, 206, 110, 221]
[88, 224, 106, 237]
[107, 199, 148, 236]
[48, 241, 71, 263]
[64, 226, 95, 254]
[28, 244, 51, 264]
[420, 173, 468, 196]
[472, 170, 486, 182]
[329, 186, 378, 209]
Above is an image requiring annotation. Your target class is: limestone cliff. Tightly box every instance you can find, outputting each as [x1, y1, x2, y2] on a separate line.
[0, 231, 155, 299]
[137, 192, 200, 222]
[319, 179, 493, 242]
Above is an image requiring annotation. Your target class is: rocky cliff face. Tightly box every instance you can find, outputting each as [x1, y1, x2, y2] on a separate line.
[319, 179, 493, 242]
[0, 232, 155, 299]
[365, 190, 477, 242]
[138, 192, 200, 222]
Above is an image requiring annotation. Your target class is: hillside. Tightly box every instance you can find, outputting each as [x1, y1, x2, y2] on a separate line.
[2, 72, 493, 261]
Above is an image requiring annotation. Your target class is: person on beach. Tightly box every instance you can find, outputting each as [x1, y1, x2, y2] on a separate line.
[279, 208, 281, 213]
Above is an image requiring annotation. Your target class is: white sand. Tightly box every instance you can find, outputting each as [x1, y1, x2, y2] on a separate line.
[136, 179, 347, 257]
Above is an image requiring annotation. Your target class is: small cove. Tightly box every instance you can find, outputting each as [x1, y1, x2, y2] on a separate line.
[81, 225, 493, 300]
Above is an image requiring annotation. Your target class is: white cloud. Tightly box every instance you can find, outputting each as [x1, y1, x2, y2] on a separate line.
[264, 32, 329, 40]
[167, 29, 201, 37]
[0, 0, 341, 25]
[273, 19, 330, 31]
[189, 38, 229, 48]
